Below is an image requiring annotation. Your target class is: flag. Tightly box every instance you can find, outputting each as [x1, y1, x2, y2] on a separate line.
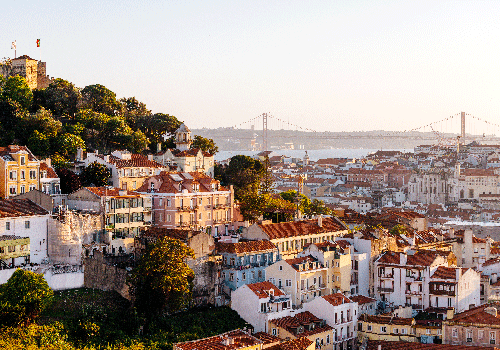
[36, 39, 40, 47]
[11, 41, 16, 50]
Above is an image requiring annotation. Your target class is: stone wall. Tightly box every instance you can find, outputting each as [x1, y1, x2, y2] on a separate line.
[188, 255, 221, 306]
[48, 211, 103, 265]
[83, 251, 130, 300]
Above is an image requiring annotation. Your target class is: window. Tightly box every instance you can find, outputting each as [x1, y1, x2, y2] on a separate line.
[394, 328, 398, 334]
[229, 273, 234, 281]
[279, 265, 283, 271]
[286, 279, 292, 287]
[367, 325, 372, 331]
[467, 329, 472, 342]
[491, 332, 496, 344]
[24, 221, 30, 229]
[401, 328, 407, 335]
[29, 184, 36, 191]
[20, 185, 25, 194]
[381, 326, 387, 333]
[9, 171, 16, 180]
[242, 272, 246, 280]
[452, 328, 458, 338]
[5, 222, 10, 230]
[272, 328, 277, 336]
[20, 156, 25, 165]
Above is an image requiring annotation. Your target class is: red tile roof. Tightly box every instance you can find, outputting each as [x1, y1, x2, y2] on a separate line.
[40, 161, 59, 179]
[431, 266, 457, 280]
[85, 187, 142, 198]
[97, 153, 165, 169]
[258, 217, 346, 240]
[270, 311, 332, 337]
[0, 145, 38, 162]
[350, 295, 376, 305]
[267, 337, 313, 350]
[367, 340, 491, 350]
[448, 303, 500, 326]
[246, 281, 284, 299]
[137, 171, 224, 193]
[0, 199, 48, 217]
[322, 293, 353, 306]
[174, 329, 262, 350]
[216, 240, 276, 254]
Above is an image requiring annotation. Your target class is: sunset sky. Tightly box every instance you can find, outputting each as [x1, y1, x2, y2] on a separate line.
[2, 1, 500, 133]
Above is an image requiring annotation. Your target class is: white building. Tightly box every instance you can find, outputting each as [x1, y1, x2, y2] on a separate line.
[230, 281, 292, 333]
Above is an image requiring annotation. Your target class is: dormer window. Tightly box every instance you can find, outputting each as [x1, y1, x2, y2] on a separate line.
[179, 183, 182, 191]
[20, 156, 25, 165]
[150, 182, 154, 190]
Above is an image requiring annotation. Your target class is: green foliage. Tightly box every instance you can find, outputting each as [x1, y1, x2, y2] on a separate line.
[389, 224, 409, 236]
[80, 162, 111, 187]
[81, 84, 121, 116]
[51, 154, 71, 169]
[280, 190, 331, 218]
[0, 269, 54, 326]
[55, 168, 82, 193]
[119, 97, 151, 129]
[191, 135, 218, 155]
[217, 155, 265, 200]
[0, 99, 25, 144]
[137, 113, 182, 148]
[56, 133, 86, 157]
[44, 79, 81, 118]
[0, 75, 33, 110]
[0, 323, 74, 350]
[129, 238, 195, 319]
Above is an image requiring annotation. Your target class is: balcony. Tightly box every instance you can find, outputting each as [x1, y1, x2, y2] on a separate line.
[408, 275, 423, 281]
[380, 273, 393, 279]
[405, 290, 422, 295]
[406, 303, 423, 309]
[378, 287, 394, 293]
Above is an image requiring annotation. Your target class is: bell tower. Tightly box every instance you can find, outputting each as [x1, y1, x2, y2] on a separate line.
[174, 123, 192, 151]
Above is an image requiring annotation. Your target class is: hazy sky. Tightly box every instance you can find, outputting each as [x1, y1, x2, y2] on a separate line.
[2, 1, 500, 133]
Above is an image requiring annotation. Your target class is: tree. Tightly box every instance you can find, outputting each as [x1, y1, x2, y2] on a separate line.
[280, 190, 331, 218]
[0, 269, 53, 326]
[80, 162, 111, 187]
[119, 97, 150, 128]
[128, 237, 195, 319]
[56, 168, 81, 194]
[0, 99, 25, 144]
[191, 135, 218, 155]
[0, 76, 33, 111]
[53, 133, 86, 157]
[44, 78, 81, 118]
[81, 84, 121, 116]
[137, 113, 182, 149]
[218, 155, 265, 200]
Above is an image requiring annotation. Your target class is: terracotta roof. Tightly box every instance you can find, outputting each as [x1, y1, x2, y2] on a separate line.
[448, 303, 500, 326]
[364, 315, 413, 326]
[215, 240, 276, 254]
[0, 199, 48, 218]
[406, 250, 442, 267]
[271, 311, 332, 337]
[483, 258, 500, 267]
[431, 266, 457, 280]
[246, 281, 285, 299]
[0, 145, 38, 162]
[267, 337, 313, 350]
[85, 187, 142, 197]
[257, 217, 346, 240]
[174, 329, 262, 350]
[285, 255, 323, 271]
[252, 332, 280, 345]
[97, 153, 165, 169]
[350, 295, 376, 305]
[367, 340, 492, 350]
[40, 161, 59, 179]
[322, 293, 352, 306]
[137, 171, 223, 193]
[461, 169, 498, 177]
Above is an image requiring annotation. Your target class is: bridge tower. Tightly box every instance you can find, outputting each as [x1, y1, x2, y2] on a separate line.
[262, 113, 268, 152]
[461, 111, 465, 144]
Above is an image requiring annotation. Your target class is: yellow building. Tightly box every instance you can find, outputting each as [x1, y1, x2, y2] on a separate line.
[0, 146, 41, 199]
[0, 235, 30, 266]
[358, 314, 417, 343]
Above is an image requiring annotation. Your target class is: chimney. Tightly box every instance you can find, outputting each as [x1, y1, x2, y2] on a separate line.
[104, 155, 110, 162]
[318, 215, 323, 228]
[44, 158, 51, 168]
[378, 345, 382, 350]
[449, 228, 455, 238]
[76, 147, 83, 161]
[156, 143, 161, 153]
[148, 154, 153, 161]
[446, 308, 455, 320]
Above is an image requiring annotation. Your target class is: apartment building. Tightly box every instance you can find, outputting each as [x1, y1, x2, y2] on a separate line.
[358, 315, 417, 343]
[241, 217, 349, 259]
[84, 150, 167, 190]
[0, 145, 40, 199]
[137, 171, 237, 235]
[67, 187, 152, 254]
[0, 199, 50, 265]
[266, 255, 329, 307]
[304, 293, 358, 350]
[231, 281, 292, 333]
[216, 240, 278, 293]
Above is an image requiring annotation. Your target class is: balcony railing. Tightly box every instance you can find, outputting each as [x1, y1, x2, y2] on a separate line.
[380, 273, 393, 279]
[378, 287, 394, 293]
[405, 290, 422, 295]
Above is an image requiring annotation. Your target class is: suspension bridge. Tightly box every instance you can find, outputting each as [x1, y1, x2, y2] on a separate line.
[229, 112, 500, 151]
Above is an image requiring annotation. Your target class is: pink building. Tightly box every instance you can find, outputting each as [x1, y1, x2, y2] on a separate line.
[137, 171, 240, 235]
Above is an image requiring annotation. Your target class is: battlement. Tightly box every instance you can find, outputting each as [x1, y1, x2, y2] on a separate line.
[0, 55, 52, 90]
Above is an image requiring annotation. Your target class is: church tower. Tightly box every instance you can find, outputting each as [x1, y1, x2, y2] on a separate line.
[174, 123, 192, 151]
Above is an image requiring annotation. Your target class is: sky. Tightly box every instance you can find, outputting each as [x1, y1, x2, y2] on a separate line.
[2, 1, 500, 133]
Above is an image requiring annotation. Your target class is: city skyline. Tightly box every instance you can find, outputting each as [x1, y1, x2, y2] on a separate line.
[2, 1, 500, 133]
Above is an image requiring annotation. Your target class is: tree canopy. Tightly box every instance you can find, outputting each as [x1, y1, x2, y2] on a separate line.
[80, 162, 111, 187]
[191, 135, 218, 155]
[0, 269, 54, 326]
[128, 237, 195, 319]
